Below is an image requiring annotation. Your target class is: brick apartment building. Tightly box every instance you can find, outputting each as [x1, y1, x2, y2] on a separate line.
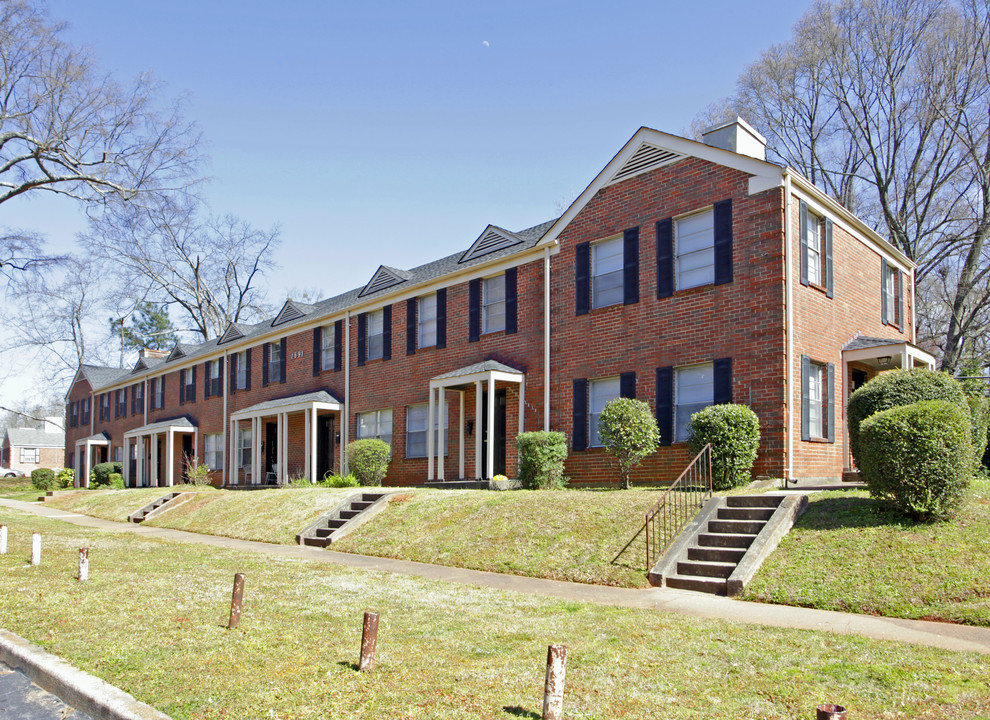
[64, 119, 935, 489]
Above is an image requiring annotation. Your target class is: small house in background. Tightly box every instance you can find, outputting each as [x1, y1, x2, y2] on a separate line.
[2, 417, 65, 474]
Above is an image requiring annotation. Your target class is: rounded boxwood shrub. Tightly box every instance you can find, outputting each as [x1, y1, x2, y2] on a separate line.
[346, 439, 391, 486]
[91, 461, 124, 487]
[859, 400, 971, 521]
[516, 431, 568, 489]
[847, 368, 968, 465]
[30, 468, 56, 491]
[688, 404, 761, 490]
[598, 398, 660, 489]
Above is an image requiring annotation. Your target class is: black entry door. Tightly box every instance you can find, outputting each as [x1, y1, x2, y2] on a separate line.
[265, 422, 278, 480]
[481, 388, 507, 478]
[317, 415, 335, 481]
[181, 434, 193, 478]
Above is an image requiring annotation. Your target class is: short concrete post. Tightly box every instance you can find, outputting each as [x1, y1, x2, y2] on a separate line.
[817, 703, 847, 720]
[0, 525, 6, 554]
[542, 644, 567, 720]
[78, 548, 89, 582]
[359, 611, 379, 672]
[228, 573, 245, 629]
[31, 533, 41, 566]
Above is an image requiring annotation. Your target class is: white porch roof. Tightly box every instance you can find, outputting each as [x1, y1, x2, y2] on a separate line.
[430, 360, 525, 390]
[230, 390, 342, 421]
[841, 336, 936, 370]
[123, 416, 196, 439]
[75, 431, 110, 445]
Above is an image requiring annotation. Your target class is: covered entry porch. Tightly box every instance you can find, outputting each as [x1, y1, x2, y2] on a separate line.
[122, 417, 197, 488]
[229, 390, 342, 486]
[74, 432, 109, 488]
[427, 360, 525, 482]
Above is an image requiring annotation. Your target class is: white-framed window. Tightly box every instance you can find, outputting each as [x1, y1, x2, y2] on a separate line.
[204, 433, 224, 471]
[321, 325, 335, 371]
[115, 389, 126, 418]
[418, 294, 437, 348]
[182, 370, 195, 399]
[238, 428, 252, 471]
[592, 236, 624, 309]
[207, 360, 222, 396]
[883, 263, 900, 325]
[808, 363, 824, 439]
[113, 446, 123, 463]
[357, 409, 393, 447]
[676, 209, 715, 290]
[268, 341, 282, 382]
[235, 350, 248, 390]
[367, 309, 385, 361]
[482, 275, 506, 333]
[675, 363, 714, 443]
[589, 377, 621, 447]
[405, 402, 448, 458]
[100, 393, 111, 421]
[20, 447, 39, 464]
[806, 210, 822, 285]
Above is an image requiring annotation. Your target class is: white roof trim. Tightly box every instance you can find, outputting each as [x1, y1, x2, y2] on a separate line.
[460, 226, 524, 263]
[360, 265, 411, 297]
[230, 400, 340, 421]
[606, 142, 685, 186]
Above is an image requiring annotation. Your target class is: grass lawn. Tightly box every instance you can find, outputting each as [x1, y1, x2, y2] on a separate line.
[1, 507, 988, 720]
[0, 476, 39, 501]
[745, 478, 990, 626]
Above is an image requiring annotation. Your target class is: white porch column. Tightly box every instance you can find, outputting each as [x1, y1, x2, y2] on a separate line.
[280, 412, 288, 484]
[304, 410, 311, 482]
[900, 348, 910, 370]
[165, 429, 174, 487]
[123, 438, 131, 487]
[310, 406, 318, 483]
[474, 380, 483, 480]
[232, 419, 240, 485]
[150, 434, 159, 487]
[252, 417, 260, 485]
[458, 390, 465, 480]
[486, 378, 495, 481]
[842, 360, 851, 471]
[136, 438, 144, 487]
[437, 388, 445, 481]
[518, 376, 526, 437]
[427, 384, 436, 481]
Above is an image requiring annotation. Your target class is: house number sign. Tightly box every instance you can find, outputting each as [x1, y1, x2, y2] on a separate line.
[290, 350, 304, 360]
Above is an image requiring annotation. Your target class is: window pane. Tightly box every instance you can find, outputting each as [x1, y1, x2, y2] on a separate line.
[676, 364, 714, 442]
[367, 310, 384, 359]
[593, 269, 624, 308]
[677, 210, 715, 290]
[589, 377, 621, 447]
[419, 294, 437, 348]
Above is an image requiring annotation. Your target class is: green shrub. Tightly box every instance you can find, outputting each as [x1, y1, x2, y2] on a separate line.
[847, 368, 968, 466]
[183, 454, 212, 486]
[91, 461, 124, 487]
[108, 472, 124, 490]
[30, 468, 56, 490]
[55, 468, 74, 489]
[598, 398, 660, 489]
[516, 431, 568, 489]
[859, 400, 972, 521]
[321, 472, 359, 488]
[688, 404, 761, 490]
[346, 439, 391, 486]
[967, 394, 990, 468]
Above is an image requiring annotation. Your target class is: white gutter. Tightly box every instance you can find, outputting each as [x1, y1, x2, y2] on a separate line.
[543, 246, 551, 431]
[784, 170, 794, 484]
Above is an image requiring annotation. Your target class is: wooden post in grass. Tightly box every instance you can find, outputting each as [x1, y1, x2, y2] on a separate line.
[78, 548, 89, 582]
[0, 525, 6, 554]
[229, 573, 245, 629]
[817, 703, 847, 719]
[31, 533, 40, 566]
[359, 611, 379, 672]
[542, 644, 567, 720]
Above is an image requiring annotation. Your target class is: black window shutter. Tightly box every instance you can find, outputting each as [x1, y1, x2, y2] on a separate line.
[656, 219, 674, 299]
[620, 371, 636, 399]
[801, 355, 811, 442]
[204, 362, 210, 400]
[313, 326, 323, 376]
[436, 288, 447, 349]
[800, 201, 810, 287]
[131, 385, 136, 414]
[245, 349, 251, 390]
[357, 312, 367, 366]
[179, 369, 186, 404]
[623, 227, 640, 305]
[262, 343, 270, 386]
[713, 199, 733, 286]
[824, 218, 834, 298]
[881, 259, 889, 325]
[572, 379, 588, 451]
[218, 356, 224, 393]
[826, 362, 836, 444]
[279, 337, 287, 382]
[334, 320, 343, 371]
[713, 357, 733, 405]
[229, 354, 238, 393]
[505, 267, 518, 334]
[190, 364, 197, 402]
[382, 305, 392, 361]
[406, 298, 417, 355]
[575, 242, 590, 315]
[469, 279, 481, 342]
[896, 269, 903, 330]
[656, 367, 674, 446]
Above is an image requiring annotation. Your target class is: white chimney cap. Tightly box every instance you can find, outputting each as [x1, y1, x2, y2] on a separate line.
[701, 117, 767, 161]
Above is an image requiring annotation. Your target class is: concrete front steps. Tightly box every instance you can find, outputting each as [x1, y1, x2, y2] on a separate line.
[127, 492, 189, 523]
[296, 491, 394, 547]
[648, 494, 808, 596]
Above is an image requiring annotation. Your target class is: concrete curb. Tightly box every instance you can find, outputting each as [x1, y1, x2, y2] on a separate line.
[0, 628, 172, 720]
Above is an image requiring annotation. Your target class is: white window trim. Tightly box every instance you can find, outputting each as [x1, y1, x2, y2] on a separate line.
[418, 294, 437, 349]
[367, 309, 385, 361]
[268, 342, 282, 381]
[20, 447, 39, 464]
[405, 402, 448, 458]
[675, 207, 715, 291]
[482, 274, 506, 334]
[808, 362, 825, 439]
[321, 325, 335, 371]
[674, 362, 715, 443]
[591, 235, 624, 310]
[236, 351, 248, 390]
[589, 377, 621, 448]
[357, 409, 393, 447]
[204, 433, 224, 471]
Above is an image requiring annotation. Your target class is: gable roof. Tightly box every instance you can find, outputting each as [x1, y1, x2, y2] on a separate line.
[273, 300, 316, 327]
[360, 265, 414, 297]
[460, 226, 524, 263]
[79, 365, 131, 392]
[5, 427, 64, 448]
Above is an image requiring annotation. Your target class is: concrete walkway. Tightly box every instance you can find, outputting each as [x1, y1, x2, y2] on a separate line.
[3, 497, 989, 655]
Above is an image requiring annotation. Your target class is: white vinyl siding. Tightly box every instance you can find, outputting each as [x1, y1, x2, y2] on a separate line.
[589, 377, 621, 448]
[675, 363, 714, 443]
[676, 209, 715, 290]
[418, 294, 437, 348]
[592, 236, 623, 309]
[405, 403, 448, 458]
[204, 433, 224, 470]
[482, 275, 506, 333]
[367, 309, 385, 361]
[357, 409, 393, 447]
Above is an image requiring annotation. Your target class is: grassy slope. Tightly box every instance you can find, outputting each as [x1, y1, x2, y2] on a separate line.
[1, 507, 988, 720]
[745, 478, 990, 626]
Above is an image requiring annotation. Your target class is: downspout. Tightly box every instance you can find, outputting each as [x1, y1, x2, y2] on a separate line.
[544, 246, 551, 431]
[783, 170, 794, 484]
[343, 309, 351, 475]
[910, 266, 917, 346]
[222, 351, 228, 486]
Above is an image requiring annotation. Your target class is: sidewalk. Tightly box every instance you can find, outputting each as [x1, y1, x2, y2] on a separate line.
[3, 497, 989, 655]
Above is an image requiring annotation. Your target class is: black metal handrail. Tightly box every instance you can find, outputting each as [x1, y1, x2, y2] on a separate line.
[643, 443, 712, 570]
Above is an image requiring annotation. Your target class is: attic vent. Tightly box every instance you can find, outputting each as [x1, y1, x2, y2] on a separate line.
[218, 324, 245, 345]
[360, 266, 410, 297]
[460, 226, 523, 263]
[165, 345, 187, 362]
[273, 301, 305, 326]
[609, 143, 683, 185]
[132, 358, 149, 373]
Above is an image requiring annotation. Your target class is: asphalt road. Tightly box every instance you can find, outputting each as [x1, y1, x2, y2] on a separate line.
[0, 662, 93, 720]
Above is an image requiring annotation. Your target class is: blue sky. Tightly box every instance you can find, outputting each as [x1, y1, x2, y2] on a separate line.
[2, 0, 814, 402]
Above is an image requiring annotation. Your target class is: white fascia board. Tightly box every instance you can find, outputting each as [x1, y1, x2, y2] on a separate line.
[430, 370, 524, 390]
[538, 126, 783, 249]
[788, 172, 914, 271]
[230, 400, 340, 421]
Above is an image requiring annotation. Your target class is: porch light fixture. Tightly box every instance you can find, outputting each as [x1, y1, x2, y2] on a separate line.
[878, 356, 892, 367]
[466, 420, 474, 436]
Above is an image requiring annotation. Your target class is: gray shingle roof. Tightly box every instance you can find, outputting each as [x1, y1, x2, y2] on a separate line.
[80, 365, 132, 391]
[236, 390, 342, 415]
[432, 360, 524, 381]
[843, 336, 906, 351]
[5, 428, 64, 447]
[128, 416, 196, 434]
